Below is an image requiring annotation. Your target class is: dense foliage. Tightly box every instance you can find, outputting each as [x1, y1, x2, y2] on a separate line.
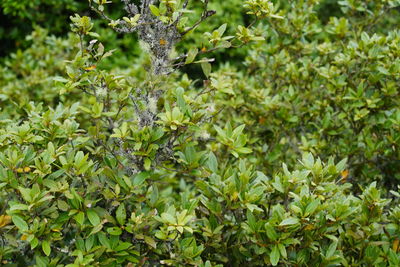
[1, 0, 400, 266]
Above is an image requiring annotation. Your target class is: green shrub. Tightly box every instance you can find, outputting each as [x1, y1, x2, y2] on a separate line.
[0, 0, 85, 56]
[0, 0, 399, 266]
[212, 0, 400, 189]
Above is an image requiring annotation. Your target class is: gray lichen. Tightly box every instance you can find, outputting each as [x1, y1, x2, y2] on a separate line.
[91, 0, 215, 75]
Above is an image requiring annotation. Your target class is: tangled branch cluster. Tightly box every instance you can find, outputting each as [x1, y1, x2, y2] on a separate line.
[91, 0, 215, 74]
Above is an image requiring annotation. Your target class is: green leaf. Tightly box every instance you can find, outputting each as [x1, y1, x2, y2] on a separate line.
[12, 215, 28, 232]
[304, 200, 320, 216]
[97, 232, 111, 249]
[87, 209, 101, 226]
[326, 241, 338, 258]
[35, 256, 49, 267]
[265, 224, 279, 241]
[18, 187, 32, 203]
[207, 152, 218, 172]
[219, 40, 231, 48]
[52, 76, 68, 83]
[201, 62, 212, 77]
[74, 212, 85, 226]
[133, 172, 150, 186]
[149, 185, 159, 206]
[235, 147, 252, 154]
[116, 203, 126, 225]
[144, 236, 157, 249]
[144, 158, 151, 170]
[42, 240, 51, 256]
[214, 125, 226, 139]
[279, 217, 299, 226]
[186, 48, 198, 64]
[9, 203, 29, 211]
[278, 243, 287, 259]
[270, 245, 280, 266]
[185, 146, 196, 165]
[107, 226, 122, 236]
[246, 203, 263, 212]
[217, 23, 227, 36]
[232, 124, 246, 138]
[246, 210, 257, 231]
[161, 212, 176, 224]
[89, 223, 103, 236]
[272, 177, 284, 193]
[149, 5, 161, 16]
[31, 237, 39, 249]
[85, 235, 95, 251]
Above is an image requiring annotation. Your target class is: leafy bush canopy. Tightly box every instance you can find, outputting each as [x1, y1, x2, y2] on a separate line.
[0, 0, 400, 266]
